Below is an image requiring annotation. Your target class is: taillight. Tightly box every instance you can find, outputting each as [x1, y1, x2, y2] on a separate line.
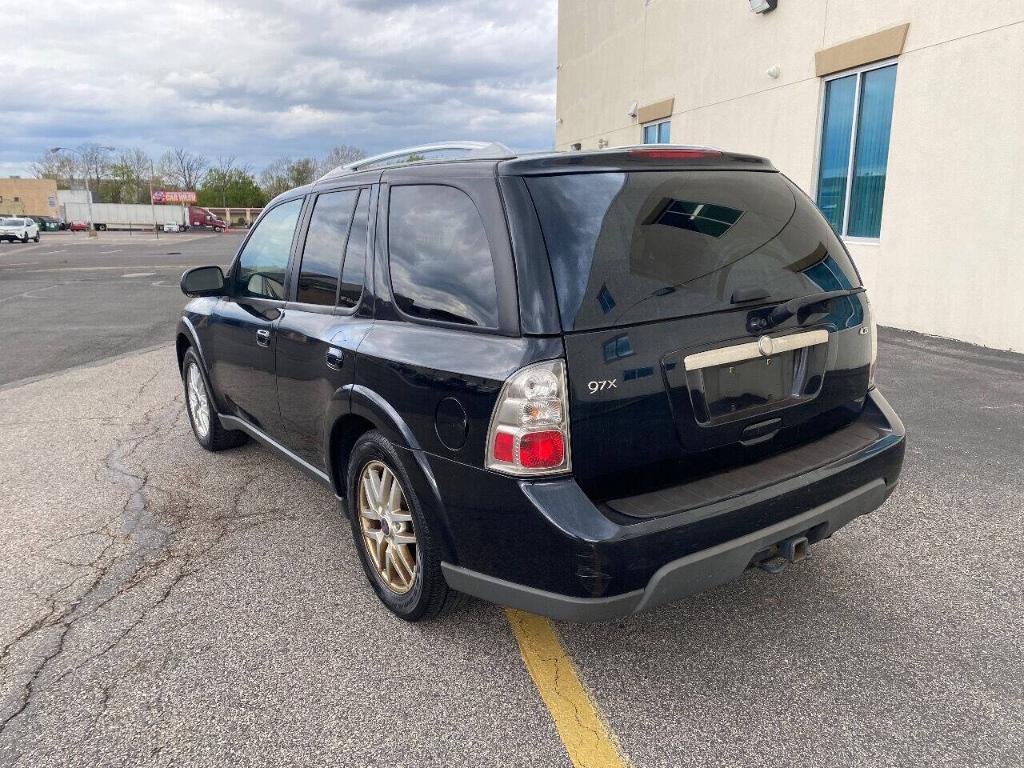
[486, 359, 571, 476]
[868, 309, 878, 389]
[861, 296, 878, 389]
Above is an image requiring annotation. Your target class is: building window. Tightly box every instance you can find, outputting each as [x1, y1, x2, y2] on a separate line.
[642, 119, 671, 144]
[816, 61, 897, 239]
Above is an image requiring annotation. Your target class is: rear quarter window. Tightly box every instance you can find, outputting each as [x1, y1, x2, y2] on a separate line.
[387, 184, 499, 328]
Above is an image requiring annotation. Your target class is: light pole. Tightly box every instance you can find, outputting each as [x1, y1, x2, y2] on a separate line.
[149, 158, 159, 240]
[50, 146, 115, 238]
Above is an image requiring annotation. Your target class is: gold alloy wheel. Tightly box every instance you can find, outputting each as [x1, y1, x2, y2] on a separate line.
[357, 460, 418, 594]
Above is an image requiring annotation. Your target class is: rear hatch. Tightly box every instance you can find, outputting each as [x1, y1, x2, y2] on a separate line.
[524, 165, 875, 506]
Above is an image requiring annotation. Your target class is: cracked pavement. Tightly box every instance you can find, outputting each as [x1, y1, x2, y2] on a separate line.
[0, 350, 567, 767]
[0, 229, 1021, 767]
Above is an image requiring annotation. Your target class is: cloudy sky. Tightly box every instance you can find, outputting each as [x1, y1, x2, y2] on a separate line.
[0, 0, 557, 177]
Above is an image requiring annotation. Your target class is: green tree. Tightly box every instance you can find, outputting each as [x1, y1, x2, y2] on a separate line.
[108, 148, 153, 203]
[198, 167, 267, 208]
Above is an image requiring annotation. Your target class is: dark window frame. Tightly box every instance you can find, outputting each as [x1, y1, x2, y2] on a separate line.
[227, 196, 307, 306]
[383, 181, 506, 333]
[284, 185, 373, 316]
[336, 188, 371, 313]
[293, 188, 358, 311]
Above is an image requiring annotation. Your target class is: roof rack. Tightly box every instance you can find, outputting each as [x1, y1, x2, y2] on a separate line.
[318, 141, 516, 181]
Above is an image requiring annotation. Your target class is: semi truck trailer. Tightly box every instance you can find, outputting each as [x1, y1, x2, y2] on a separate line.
[61, 203, 228, 232]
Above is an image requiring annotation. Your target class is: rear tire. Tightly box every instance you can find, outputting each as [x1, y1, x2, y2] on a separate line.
[346, 430, 464, 621]
[181, 348, 248, 452]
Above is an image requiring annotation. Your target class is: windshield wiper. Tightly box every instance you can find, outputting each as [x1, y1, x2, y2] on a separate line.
[758, 287, 865, 330]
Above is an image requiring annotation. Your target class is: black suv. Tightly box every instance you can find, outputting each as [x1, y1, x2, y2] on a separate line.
[177, 142, 905, 622]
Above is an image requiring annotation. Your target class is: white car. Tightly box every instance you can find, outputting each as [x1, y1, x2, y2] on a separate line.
[0, 217, 40, 243]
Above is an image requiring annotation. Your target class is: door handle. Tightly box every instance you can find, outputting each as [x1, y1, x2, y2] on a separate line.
[255, 328, 271, 347]
[325, 348, 344, 370]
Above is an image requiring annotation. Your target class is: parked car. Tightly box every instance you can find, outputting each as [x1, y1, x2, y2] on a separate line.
[68, 220, 89, 232]
[176, 142, 905, 622]
[0, 217, 40, 242]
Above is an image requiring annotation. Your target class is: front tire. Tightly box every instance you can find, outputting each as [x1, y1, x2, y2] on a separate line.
[346, 431, 463, 621]
[20, 233, 28, 243]
[33, 234, 40, 242]
[181, 348, 248, 452]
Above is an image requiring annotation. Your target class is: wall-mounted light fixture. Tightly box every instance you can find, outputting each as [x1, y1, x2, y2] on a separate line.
[627, 101, 638, 119]
[749, 0, 778, 13]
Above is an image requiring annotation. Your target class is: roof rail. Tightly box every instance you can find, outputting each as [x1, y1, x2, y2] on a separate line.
[319, 141, 516, 180]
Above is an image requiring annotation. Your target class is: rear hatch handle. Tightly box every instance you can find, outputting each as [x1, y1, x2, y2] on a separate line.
[754, 287, 865, 331]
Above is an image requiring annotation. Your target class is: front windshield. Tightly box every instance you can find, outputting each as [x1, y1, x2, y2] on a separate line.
[1, 219, 23, 226]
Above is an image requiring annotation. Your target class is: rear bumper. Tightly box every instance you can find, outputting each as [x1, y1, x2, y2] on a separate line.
[443, 478, 889, 621]
[427, 388, 904, 621]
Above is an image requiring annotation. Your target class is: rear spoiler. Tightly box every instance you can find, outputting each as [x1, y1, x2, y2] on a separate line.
[498, 146, 776, 176]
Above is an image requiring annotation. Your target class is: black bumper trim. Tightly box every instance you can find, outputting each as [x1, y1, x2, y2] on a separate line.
[441, 478, 889, 622]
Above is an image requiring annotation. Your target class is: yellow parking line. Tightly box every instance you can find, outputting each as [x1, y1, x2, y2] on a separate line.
[505, 609, 629, 768]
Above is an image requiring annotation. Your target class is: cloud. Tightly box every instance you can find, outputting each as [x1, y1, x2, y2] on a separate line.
[0, 0, 556, 176]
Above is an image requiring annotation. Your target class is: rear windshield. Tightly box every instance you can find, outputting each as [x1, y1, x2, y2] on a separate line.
[526, 171, 861, 331]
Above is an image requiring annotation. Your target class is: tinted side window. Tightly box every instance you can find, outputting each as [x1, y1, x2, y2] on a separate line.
[235, 199, 302, 300]
[296, 190, 357, 305]
[388, 185, 498, 327]
[338, 189, 369, 309]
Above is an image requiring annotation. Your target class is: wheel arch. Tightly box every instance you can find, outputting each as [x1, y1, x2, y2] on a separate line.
[328, 385, 455, 561]
[176, 317, 221, 413]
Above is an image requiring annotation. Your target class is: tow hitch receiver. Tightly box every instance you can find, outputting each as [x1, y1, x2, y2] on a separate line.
[780, 535, 809, 563]
[753, 534, 810, 574]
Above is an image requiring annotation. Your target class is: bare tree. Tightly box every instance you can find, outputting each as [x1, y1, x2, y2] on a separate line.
[317, 145, 367, 176]
[259, 157, 319, 199]
[159, 147, 208, 190]
[76, 143, 113, 193]
[32, 150, 77, 189]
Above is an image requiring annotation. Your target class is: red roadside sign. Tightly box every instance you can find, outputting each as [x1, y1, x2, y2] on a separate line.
[152, 190, 197, 204]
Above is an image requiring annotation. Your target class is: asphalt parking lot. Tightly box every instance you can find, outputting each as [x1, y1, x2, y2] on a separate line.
[0, 231, 237, 386]
[0, 234, 1021, 767]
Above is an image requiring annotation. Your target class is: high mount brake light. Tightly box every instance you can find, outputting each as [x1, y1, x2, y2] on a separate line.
[486, 359, 571, 476]
[628, 148, 723, 160]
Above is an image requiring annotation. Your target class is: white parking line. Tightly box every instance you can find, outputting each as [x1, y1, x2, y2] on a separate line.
[39, 250, 67, 255]
[121, 272, 157, 278]
[99, 250, 123, 254]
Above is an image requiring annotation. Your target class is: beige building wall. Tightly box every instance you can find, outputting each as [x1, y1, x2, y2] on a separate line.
[0, 178, 60, 217]
[556, 0, 1024, 351]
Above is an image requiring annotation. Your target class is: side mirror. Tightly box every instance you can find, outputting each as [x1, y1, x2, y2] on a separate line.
[180, 265, 225, 297]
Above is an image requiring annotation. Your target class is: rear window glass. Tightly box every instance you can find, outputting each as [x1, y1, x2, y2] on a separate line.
[526, 171, 861, 331]
[388, 185, 498, 328]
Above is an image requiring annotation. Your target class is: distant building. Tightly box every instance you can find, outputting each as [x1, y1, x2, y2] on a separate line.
[556, 1, 1024, 351]
[0, 178, 60, 218]
[56, 189, 96, 207]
